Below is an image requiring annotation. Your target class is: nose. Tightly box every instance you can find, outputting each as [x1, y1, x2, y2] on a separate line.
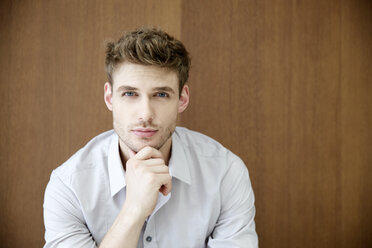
[137, 96, 154, 123]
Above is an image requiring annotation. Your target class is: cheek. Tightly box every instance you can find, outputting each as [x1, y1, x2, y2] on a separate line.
[160, 105, 179, 122]
[112, 105, 130, 124]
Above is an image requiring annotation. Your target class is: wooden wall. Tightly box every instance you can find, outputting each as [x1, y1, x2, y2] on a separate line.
[181, 1, 372, 247]
[0, 0, 371, 247]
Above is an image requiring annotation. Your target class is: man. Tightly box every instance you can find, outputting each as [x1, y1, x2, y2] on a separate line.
[43, 27, 258, 247]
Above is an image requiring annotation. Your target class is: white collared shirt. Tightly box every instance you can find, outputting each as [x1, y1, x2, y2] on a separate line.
[43, 127, 258, 247]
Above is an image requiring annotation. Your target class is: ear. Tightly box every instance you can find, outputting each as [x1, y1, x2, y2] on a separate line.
[104, 82, 113, 111]
[178, 85, 189, 113]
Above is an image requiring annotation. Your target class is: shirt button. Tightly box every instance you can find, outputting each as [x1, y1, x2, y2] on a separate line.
[146, 236, 152, 242]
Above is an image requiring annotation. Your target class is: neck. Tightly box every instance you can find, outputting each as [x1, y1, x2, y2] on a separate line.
[158, 137, 172, 164]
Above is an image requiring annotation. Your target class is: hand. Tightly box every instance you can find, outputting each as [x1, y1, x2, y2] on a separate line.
[124, 146, 172, 219]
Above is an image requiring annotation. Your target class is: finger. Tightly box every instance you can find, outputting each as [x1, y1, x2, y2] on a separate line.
[135, 146, 163, 160]
[143, 158, 166, 167]
[159, 185, 167, 195]
[146, 165, 169, 174]
[157, 174, 172, 196]
[159, 183, 171, 196]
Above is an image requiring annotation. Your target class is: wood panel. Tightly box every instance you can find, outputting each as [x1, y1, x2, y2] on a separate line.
[1, 0, 371, 247]
[181, 0, 371, 247]
[0, 0, 181, 247]
[340, 0, 372, 246]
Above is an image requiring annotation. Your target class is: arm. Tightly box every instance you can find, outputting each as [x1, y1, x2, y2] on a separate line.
[99, 146, 172, 247]
[98, 205, 146, 248]
[44, 146, 171, 248]
[43, 172, 97, 248]
[207, 155, 258, 248]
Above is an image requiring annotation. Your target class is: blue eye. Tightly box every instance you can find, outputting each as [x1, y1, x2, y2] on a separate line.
[123, 92, 136, 97]
[156, 92, 169, 97]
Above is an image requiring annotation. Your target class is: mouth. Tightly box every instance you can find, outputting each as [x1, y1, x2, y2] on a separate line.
[132, 128, 158, 138]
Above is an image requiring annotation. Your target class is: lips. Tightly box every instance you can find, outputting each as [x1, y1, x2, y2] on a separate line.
[132, 128, 158, 138]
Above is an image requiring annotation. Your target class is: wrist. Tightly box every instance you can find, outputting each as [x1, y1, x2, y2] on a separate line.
[121, 203, 149, 223]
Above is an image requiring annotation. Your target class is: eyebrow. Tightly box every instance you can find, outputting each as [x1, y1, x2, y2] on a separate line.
[116, 85, 176, 94]
[153, 87, 176, 94]
[116, 85, 138, 92]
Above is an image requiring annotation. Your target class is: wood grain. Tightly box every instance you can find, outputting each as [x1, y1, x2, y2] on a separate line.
[181, 0, 371, 247]
[0, 0, 181, 247]
[0, 0, 371, 247]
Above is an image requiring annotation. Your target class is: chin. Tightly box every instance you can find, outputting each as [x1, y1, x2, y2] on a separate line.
[128, 139, 161, 152]
[117, 128, 173, 153]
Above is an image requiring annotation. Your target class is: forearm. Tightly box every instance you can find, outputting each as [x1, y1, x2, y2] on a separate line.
[99, 146, 171, 247]
[99, 204, 146, 248]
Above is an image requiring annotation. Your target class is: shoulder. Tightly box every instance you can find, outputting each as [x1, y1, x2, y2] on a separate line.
[52, 130, 115, 182]
[174, 127, 228, 157]
[174, 127, 246, 172]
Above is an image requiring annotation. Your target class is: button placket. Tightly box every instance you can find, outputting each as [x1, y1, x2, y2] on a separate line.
[143, 218, 156, 247]
[143, 191, 171, 247]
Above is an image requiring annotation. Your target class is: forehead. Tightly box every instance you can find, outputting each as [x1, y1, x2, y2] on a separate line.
[112, 63, 179, 90]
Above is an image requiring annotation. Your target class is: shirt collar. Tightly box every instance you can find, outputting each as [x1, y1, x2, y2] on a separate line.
[108, 133, 126, 197]
[108, 128, 192, 198]
[169, 128, 191, 185]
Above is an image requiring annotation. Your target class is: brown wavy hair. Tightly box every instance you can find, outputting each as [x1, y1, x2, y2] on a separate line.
[105, 27, 190, 96]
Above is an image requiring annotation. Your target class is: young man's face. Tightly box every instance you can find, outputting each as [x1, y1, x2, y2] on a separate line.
[104, 63, 189, 154]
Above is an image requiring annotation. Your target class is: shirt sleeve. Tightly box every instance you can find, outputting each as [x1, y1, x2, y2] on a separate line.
[43, 171, 98, 248]
[207, 154, 258, 248]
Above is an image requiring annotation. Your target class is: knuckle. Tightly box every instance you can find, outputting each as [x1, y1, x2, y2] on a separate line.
[144, 146, 153, 153]
[147, 174, 156, 184]
[137, 166, 145, 174]
[154, 158, 165, 165]
[132, 159, 141, 168]
[126, 159, 135, 169]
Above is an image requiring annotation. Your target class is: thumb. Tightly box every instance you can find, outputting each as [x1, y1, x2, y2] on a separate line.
[128, 148, 136, 158]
